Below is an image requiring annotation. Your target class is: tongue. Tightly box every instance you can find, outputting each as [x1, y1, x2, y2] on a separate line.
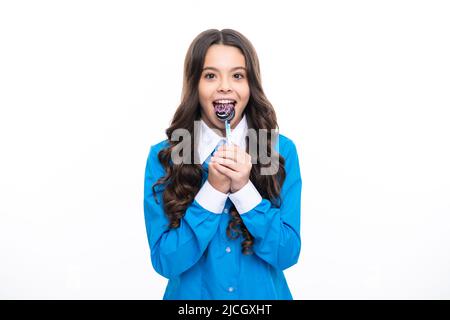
[214, 103, 234, 114]
[214, 103, 235, 122]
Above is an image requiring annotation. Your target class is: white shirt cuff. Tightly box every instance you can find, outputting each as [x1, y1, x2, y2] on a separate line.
[194, 180, 229, 214]
[229, 180, 262, 215]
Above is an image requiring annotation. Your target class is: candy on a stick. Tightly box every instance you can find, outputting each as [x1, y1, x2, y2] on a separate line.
[214, 103, 235, 145]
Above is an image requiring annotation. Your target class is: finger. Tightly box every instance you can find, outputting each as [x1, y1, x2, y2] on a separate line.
[218, 144, 250, 157]
[216, 145, 239, 160]
[211, 156, 240, 171]
[217, 144, 241, 153]
[208, 161, 228, 177]
[213, 149, 250, 164]
[214, 162, 238, 179]
[213, 150, 236, 161]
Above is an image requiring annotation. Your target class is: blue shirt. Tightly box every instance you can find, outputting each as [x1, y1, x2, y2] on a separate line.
[143, 133, 302, 299]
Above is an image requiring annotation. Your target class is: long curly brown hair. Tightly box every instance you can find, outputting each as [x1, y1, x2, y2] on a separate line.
[152, 29, 286, 255]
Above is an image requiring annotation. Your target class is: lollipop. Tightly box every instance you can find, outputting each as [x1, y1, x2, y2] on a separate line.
[213, 101, 235, 145]
[213, 102, 235, 122]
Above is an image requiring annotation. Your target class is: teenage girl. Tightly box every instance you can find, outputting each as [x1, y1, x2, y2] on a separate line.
[143, 29, 302, 300]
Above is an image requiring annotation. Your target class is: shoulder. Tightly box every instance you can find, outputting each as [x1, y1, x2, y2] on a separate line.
[145, 138, 170, 175]
[146, 138, 170, 162]
[149, 138, 170, 155]
[277, 134, 301, 183]
[276, 133, 299, 159]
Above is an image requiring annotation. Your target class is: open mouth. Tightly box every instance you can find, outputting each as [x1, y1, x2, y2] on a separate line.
[213, 99, 236, 122]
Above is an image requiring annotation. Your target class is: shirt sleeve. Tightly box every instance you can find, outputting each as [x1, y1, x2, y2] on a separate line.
[238, 139, 302, 271]
[143, 145, 222, 279]
[229, 180, 263, 214]
[194, 180, 229, 214]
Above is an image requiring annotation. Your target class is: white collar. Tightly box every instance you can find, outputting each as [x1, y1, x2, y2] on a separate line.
[198, 114, 248, 164]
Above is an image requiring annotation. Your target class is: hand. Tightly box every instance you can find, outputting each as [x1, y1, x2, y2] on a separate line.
[208, 160, 232, 194]
[210, 144, 253, 193]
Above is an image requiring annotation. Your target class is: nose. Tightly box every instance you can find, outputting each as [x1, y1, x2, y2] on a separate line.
[217, 77, 232, 93]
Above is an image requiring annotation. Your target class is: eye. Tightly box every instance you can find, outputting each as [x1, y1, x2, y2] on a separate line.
[234, 73, 245, 79]
[204, 73, 215, 79]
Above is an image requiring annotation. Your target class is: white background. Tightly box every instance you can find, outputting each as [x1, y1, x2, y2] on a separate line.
[1, 0, 449, 299]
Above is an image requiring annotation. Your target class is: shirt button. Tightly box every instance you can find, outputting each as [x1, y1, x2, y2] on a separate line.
[223, 208, 228, 213]
[225, 246, 231, 253]
[228, 287, 234, 293]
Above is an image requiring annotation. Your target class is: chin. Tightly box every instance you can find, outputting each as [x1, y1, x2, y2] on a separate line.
[206, 115, 223, 128]
[215, 117, 227, 128]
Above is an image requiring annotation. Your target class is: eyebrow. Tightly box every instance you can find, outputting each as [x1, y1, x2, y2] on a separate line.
[202, 66, 247, 72]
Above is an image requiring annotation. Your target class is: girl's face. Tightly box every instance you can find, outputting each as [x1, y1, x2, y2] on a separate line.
[198, 44, 250, 133]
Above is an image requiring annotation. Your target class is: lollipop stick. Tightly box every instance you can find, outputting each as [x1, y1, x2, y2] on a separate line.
[225, 120, 232, 145]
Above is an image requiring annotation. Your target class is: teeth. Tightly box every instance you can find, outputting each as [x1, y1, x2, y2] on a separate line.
[214, 99, 236, 104]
